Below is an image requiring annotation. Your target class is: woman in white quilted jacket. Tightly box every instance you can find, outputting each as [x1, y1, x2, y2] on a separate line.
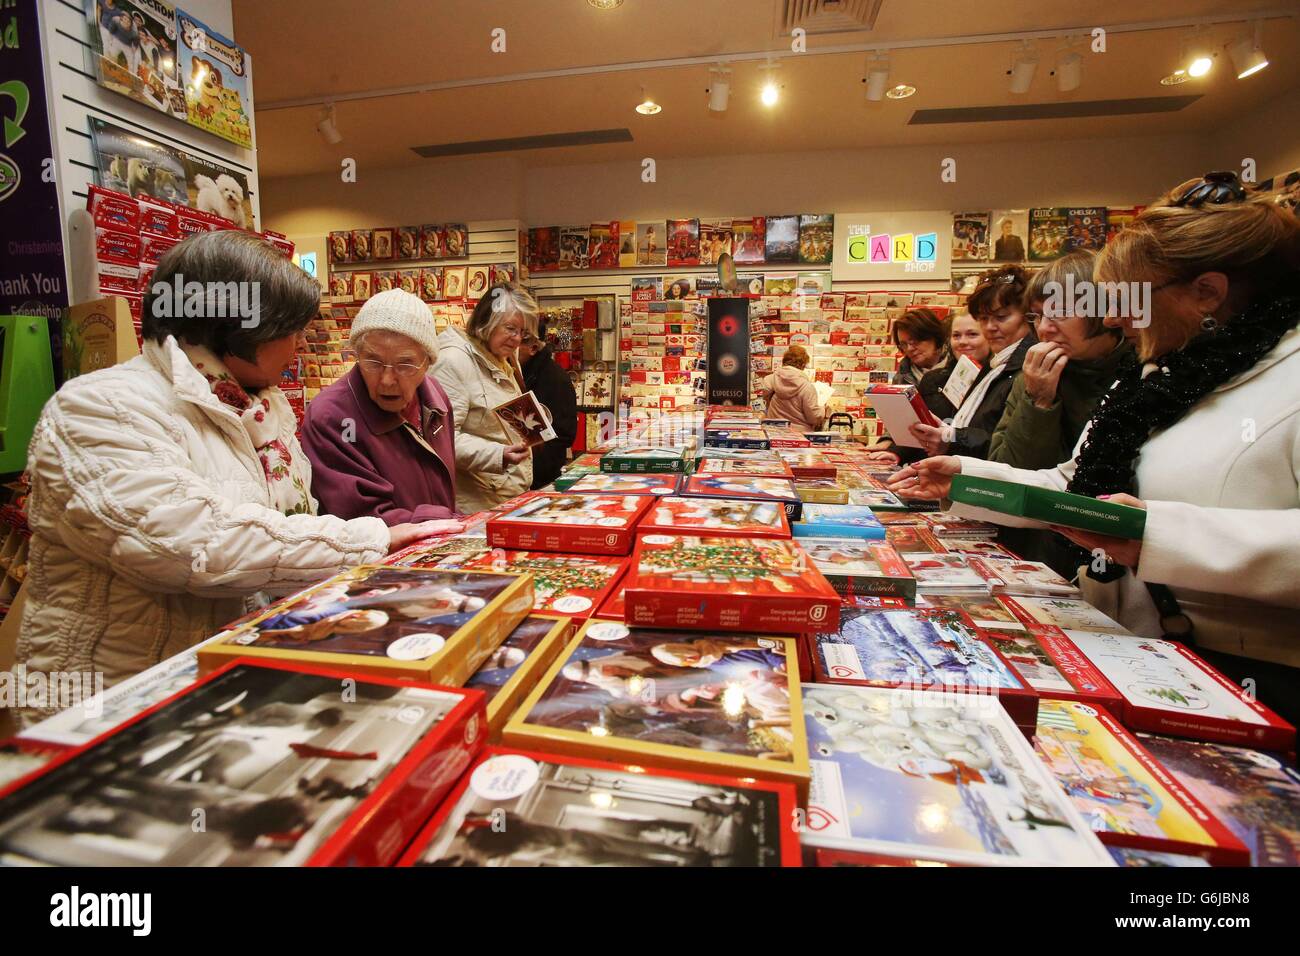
[14, 232, 459, 722]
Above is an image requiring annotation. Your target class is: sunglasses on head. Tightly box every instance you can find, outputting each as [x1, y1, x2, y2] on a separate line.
[1173, 171, 1246, 208]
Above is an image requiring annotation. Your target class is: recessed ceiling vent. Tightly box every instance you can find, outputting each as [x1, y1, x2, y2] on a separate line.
[412, 128, 634, 158]
[909, 95, 1202, 125]
[776, 0, 883, 37]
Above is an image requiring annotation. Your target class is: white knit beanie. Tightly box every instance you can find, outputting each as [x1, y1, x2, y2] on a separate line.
[349, 289, 439, 362]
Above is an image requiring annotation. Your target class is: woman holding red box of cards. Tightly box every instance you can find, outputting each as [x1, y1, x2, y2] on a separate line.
[13, 232, 456, 727]
[889, 174, 1300, 721]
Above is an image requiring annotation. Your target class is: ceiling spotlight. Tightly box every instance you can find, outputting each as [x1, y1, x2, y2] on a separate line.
[1056, 47, 1082, 92]
[1228, 21, 1269, 79]
[1160, 69, 1189, 86]
[707, 66, 731, 112]
[316, 103, 341, 145]
[635, 97, 661, 115]
[587, 0, 624, 8]
[1008, 40, 1039, 94]
[864, 53, 890, 102]
[760, 61, 781, 107]
[885, 83, 916, 99]
[1185, 30, 1214, 77]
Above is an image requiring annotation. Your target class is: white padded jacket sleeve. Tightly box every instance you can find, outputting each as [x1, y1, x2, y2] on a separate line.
[31, 381, 389, 598]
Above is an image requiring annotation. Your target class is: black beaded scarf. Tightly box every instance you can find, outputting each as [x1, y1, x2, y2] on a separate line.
[1066, 293, 1300, 579]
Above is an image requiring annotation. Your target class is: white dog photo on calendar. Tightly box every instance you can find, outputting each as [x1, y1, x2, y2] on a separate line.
[193, 173, 249, 229]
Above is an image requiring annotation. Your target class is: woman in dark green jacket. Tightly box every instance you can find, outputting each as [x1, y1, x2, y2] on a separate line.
[988, 252, 1134, 470]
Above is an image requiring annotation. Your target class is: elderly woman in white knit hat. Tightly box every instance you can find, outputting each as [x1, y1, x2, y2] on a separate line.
[301, 288, 465, 526]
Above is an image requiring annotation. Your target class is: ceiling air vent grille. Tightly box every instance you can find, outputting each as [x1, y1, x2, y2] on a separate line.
[909, 96, 1202, 125]
[412, 128, 634, 158]
[777, 0, 883, 37]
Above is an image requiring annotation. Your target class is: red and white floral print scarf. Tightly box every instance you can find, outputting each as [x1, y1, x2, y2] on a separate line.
[182, 345, 313, 515]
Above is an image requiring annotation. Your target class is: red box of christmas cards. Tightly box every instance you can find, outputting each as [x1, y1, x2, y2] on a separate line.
[563, 472, 680, 496]
[0, 659, 486, 866]
[810, 607, 1038, 734]
[637, 495, 791, 540]
[796, 537, 916, 599]
[694, 457, 794, 480]
[624, 535, 840, 635]
[1034, 699, 1250, 866]
[398, 747, 800, 867]
[679, 474, 803, 521]
[502, 621, 811, 800]
[454, 550, 627, 618]
[486, 493, 656, 557]
[977, 626, 1123, 712]
[1057, 630, 1296, 752]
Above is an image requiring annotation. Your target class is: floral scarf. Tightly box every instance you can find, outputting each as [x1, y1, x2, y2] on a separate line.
[182, 345, 313, 515]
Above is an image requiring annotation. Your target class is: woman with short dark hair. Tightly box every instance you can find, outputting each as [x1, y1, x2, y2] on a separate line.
[16, 231, 452, 720]
[890, 307, 949, 387]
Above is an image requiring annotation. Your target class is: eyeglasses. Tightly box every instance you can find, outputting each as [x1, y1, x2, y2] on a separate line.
[500, 325, 525, 340]
[1024, 311, 1080, 326]
[358, 358, 428, 379]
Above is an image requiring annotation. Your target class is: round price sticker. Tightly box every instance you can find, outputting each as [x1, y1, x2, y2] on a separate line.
[386, 633, 446, 660]
[586, 622, 630, 642]
[470, 754, 540, 801]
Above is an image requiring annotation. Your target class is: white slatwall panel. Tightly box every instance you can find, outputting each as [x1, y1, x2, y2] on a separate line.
[41, 0, 258, 285]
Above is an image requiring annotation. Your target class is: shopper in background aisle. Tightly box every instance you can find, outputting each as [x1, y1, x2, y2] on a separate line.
[520, 317, 578, 489]
[988, 252, 1134, 469]
[908, 265, 1036, 459]
[302, 289, 465, 525]
[757, 344, 825, 432]
[432, 282, 536, 511]
[890, 308, 950, 387]
[889, 174, 1300, 720]
[13, 232, 452, 721]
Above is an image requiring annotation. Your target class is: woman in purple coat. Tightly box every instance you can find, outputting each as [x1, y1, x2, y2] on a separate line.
[302, 289, 464, 527]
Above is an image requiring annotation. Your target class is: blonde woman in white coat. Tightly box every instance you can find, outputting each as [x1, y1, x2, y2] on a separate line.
[14, 232, 459, 723]
[432, 283, 536, 513]
[889, 175, 1300, 718]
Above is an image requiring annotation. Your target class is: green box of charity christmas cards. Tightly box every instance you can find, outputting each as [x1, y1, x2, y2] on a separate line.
[948, 475, 1147, 540]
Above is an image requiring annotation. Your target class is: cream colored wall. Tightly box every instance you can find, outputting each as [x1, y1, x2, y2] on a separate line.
[521, 133, 1213, 224]
[1210, 85, 1300, 181]
[259, 155, 526, 234]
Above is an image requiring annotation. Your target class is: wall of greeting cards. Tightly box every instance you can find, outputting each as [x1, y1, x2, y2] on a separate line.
[306, 220, 525, 402]
[40, 0, 260, 292]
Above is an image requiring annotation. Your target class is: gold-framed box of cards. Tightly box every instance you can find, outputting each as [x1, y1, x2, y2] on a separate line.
[198, 565, 535, 687]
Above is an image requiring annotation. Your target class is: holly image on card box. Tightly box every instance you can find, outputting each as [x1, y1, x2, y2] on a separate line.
[504, 621, 810, 796]
[624, 535, 839, 634]
[400, 748, 799, 867]
[800, 683, 1112, 866]
[455, 550, 627, 618]
[0, 661, 484, 866]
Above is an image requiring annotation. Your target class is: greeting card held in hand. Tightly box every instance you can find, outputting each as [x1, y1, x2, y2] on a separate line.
[494, 390, 557, 448]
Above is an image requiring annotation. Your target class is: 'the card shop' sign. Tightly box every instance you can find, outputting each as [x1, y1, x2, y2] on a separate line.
[707, 297, 749, 407]
[832, 211, 953, 282]
[846, 226, 939, 271]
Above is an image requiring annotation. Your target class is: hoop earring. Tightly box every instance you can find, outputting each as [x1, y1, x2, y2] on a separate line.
[1201, 315, 1219, 331]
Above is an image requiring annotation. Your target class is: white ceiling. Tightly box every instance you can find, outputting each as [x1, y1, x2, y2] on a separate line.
[233, 0, 1300, 179]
